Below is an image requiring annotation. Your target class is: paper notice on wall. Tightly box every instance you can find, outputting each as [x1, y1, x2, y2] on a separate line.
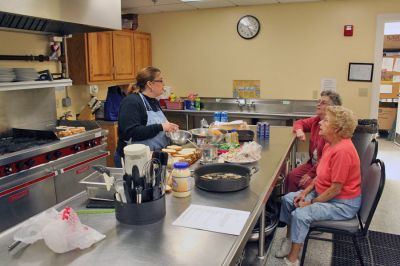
[393, 58, 400, 72]
[393, 75, 400, 83]
[320, 78, 337, 92]
[382, 57, 394, 72]
[380, 84, 393, 94]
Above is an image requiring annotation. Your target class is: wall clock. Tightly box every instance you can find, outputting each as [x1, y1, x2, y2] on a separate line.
[237, 15, 260, 40]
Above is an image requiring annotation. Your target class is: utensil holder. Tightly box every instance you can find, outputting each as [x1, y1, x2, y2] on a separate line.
[115, 195, 166, 225]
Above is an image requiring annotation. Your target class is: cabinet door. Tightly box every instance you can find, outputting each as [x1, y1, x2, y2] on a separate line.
[87, 32, 114, 82]
[113, 31, 135, 80]
[133, 32, 152, 75]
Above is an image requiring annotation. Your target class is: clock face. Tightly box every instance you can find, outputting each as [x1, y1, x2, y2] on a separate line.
[237, 15, 260, 40]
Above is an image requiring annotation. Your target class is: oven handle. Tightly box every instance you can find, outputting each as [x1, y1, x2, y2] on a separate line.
[0, 172, 56, 198]
[58, 151, 110, 174]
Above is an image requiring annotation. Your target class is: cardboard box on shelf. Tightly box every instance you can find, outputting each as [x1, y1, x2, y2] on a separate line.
[378, 107, 397, 130]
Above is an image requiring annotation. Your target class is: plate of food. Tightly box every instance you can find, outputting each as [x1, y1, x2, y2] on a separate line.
[220, 141, 261, 164]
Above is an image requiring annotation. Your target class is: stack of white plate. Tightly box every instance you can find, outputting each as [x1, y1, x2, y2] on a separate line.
[0, 68, 16, 83]
[13, 68, 38, 81]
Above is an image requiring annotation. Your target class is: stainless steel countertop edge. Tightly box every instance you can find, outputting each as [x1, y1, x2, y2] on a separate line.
[223, 133, 296, 265]
[163, 109, 313, 118]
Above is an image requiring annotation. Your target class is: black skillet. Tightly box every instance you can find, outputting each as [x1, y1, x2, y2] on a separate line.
[194, 163, 258, 192]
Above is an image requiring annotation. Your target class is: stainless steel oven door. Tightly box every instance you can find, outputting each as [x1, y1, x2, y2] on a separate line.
[0, 165, 56, 232]
[52, 144, 109, 203]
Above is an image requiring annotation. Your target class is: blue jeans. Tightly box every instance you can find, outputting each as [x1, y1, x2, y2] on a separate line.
[279, 190, 361, 244]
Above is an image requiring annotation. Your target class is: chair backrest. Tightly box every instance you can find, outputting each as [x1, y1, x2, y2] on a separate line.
[360, 139, 378, 180]
[359, 159, 385, 234]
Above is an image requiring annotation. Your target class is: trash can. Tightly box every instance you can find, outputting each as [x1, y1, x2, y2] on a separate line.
[351, 119, 378, 162]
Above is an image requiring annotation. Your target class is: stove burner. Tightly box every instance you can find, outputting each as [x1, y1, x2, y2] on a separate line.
[0, 137, 56, 155]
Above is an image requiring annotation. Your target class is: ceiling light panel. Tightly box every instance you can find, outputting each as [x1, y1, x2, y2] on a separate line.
[185, 0, 235, 9]
[122, 0, 181, 8]
[229, 0, 278, 5]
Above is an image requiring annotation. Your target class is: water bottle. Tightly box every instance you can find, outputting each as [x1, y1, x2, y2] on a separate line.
[221, 112, 228, 122]
[214, 112, 221, 122]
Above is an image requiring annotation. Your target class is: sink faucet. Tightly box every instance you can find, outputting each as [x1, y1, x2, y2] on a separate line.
[236, 97, 246, 107]
[245, 99, 256, 109]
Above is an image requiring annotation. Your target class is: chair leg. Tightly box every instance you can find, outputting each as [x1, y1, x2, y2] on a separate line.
[352, 235, 364, 266]
[300, 231, 311, 266]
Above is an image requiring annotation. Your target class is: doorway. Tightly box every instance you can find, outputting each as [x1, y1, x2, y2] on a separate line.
[372, 15, 400, 145]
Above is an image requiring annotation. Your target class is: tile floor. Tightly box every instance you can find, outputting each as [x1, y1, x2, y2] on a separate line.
[264, 139, 400, 266]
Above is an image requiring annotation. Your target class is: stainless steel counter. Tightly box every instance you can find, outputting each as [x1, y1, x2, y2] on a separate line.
[0, 127, 296, 266]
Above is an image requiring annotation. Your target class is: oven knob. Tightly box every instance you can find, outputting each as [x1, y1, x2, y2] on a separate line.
[16, 161, 25, 170]
[91, 140, 97, 146]
[54, 151, 62, 158]
[25, 159, 35, 168]
[4, 165, 13, 175]
[46, 153, 53, 161]
[72, 144, 81, 152]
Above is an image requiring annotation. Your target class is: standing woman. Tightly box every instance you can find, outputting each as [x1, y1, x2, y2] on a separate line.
[114, 67, 179, 167]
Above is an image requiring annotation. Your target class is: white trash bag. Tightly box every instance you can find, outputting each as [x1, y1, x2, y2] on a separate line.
[14, 207, 105, 253]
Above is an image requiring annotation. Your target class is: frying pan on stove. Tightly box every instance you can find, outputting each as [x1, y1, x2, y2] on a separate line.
[194, 163, 258, 192]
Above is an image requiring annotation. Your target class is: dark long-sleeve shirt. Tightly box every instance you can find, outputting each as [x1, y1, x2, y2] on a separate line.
[117, 93, 163, 154]
[292, 115, 325, 179]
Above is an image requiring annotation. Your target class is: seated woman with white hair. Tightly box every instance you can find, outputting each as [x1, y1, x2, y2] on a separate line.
[276, 106, 361, 266]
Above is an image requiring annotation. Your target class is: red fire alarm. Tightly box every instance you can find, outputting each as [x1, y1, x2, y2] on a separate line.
[344, 25, 353, 36]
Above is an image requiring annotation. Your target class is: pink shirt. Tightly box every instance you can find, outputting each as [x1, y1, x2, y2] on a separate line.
[315, 138, 361, 199]
[293, 116, 326, 178]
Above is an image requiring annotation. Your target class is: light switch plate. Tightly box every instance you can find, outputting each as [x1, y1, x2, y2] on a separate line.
[312, 90, 318, 99]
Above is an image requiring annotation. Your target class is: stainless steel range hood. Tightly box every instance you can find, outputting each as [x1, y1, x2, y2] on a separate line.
[0, 0, 121, 34]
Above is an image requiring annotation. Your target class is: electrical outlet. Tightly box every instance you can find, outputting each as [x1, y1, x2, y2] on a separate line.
[89, 85, 99, 95]
[358, 88, 368, 97]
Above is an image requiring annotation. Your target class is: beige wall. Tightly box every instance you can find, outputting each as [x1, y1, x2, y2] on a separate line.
[138, 0, 400, 118]
[0, 30, 110, 119]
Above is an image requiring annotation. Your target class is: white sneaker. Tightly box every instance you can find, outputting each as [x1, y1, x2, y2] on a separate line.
[275, 237, 292, 258]
[283, 257, 299, 266]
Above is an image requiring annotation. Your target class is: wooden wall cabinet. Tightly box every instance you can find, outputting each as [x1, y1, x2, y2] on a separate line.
[67, 30, 151, 85]
[133, 32, 152, 75]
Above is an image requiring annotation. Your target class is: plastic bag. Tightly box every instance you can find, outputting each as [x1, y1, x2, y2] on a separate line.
[14, 207, 105, 253]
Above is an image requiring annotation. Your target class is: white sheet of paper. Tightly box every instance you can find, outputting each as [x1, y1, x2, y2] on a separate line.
[172, 204, 250, 235]
[380, 84, 393, 94]
[320, 78, 336, 91]
[349, 64, 373, 81]
[393, 58, 400, 72]
[393, 75, 400, 83]
[382, 58, 394, 72]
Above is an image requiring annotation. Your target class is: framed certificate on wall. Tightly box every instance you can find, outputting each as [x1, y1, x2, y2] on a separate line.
[348, 63, 374, 82]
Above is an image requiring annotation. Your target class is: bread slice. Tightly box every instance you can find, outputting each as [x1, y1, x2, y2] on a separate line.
[162, 148, 177, 154]
[167, 145, 182, 151]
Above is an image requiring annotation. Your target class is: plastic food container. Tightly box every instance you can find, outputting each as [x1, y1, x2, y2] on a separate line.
[172, 162, 193, 197]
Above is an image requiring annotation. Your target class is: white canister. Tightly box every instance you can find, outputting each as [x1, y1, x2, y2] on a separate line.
[123, 144, 150, 177]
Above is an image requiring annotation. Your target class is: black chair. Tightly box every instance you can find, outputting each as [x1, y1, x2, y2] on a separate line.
[360, 139, 378, 180]
[300, 159, 386, 266]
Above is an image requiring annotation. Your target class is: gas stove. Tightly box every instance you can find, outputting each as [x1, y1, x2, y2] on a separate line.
[0, 137, 57, 155]
[0, 126, 104, 178]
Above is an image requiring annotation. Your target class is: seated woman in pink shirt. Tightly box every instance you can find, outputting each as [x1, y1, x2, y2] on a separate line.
[286, 90, 342, 193]
[276, 106, 361, 266]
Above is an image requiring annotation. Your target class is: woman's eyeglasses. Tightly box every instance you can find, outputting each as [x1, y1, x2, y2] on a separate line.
[153, 79, 164, 84]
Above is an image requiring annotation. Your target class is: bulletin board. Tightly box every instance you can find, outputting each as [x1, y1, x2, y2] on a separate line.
[380, 56, 400, 99]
